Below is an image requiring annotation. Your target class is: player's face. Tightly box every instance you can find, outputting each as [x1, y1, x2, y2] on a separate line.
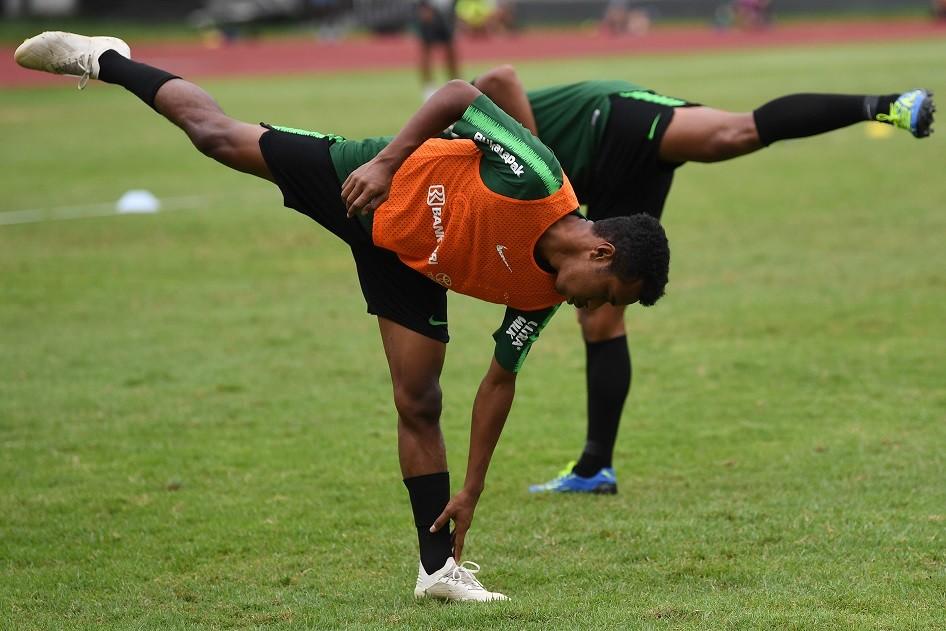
[559, 271, 644, 311]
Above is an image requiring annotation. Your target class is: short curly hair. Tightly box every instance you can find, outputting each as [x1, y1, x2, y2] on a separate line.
[591, 214, 670, 306]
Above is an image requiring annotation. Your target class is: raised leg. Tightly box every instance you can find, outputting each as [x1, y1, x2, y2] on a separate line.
[14, 33, 274, 180]
[150, 77, 271, 180]
[661, 90, 935, 164]
[659, 106, 761, 163]
[94, 48, 272, 180]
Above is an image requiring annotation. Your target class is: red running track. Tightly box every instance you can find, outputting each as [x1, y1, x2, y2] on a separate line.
[2, 19, 944, 88]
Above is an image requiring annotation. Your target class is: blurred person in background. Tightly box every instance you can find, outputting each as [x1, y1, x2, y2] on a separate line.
[457, 0, 517, 36]
[192, 0, 307, 43]
[601, 0, 651, 37]
[933, 0, 946, 21]
[491, 0, 518, 35]
[714, 0, 772, 30]
[733, 0, 772, 30]
[473, 65, 935, 495]
[456, 0, 492, 36]
[415, 0, 460, 101]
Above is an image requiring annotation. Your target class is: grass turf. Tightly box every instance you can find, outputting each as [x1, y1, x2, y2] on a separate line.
[1, 39, 945, 629]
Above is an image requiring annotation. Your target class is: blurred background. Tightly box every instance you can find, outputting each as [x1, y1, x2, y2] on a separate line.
[2, 0, 942, 33]
[4, 0, 943, 97]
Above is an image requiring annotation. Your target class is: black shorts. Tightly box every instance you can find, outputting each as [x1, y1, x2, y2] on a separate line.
[585, 92, 695, 222]
[258, 127, 449, 343]
[416, 3, 456, 44]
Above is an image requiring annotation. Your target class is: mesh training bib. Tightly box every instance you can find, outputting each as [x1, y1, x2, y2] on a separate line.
[372, 139, 578, 311]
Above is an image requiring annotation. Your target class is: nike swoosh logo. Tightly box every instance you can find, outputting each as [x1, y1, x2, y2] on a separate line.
[496, 244, 512, 272]
[428, 316, 448, 327]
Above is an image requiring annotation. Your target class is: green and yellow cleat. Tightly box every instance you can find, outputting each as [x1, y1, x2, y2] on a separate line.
[876, 89, 936, 138]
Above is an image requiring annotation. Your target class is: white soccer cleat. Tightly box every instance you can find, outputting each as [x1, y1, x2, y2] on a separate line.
[14, 31, 130, 89]
[414, 557, 509, 602]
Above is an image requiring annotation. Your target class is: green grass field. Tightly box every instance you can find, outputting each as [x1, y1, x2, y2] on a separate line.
[2, 38, 945, 629]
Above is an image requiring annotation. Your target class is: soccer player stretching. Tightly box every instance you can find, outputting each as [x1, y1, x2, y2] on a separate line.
[14, 33, 670, 601]
[473, 65, 934, 495]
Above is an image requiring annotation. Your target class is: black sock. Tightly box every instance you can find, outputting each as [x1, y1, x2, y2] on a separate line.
[753, 93, 899, 146]
[404, 472, 452, 574]
[573, 336, 631, 477]
[97, 49, 179, 110]
[866, 94, 899, 121]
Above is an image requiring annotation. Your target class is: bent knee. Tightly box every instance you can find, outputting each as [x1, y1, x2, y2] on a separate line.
[393, 382, 443, 428]
[188, 125, 232, 159]
[578, 305, 627, 342]
[475, 64, 519, 91]
[179, 113, 244, 159]
[703, 117, 761, 161]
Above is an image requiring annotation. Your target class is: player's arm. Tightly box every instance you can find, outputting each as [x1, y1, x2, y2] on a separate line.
[472, 65, 538, 135]
[432, 357, 516, 561]
[452, 91, 564, 201]
[341, 80, 482, 215]
[430, 305, 559, 560]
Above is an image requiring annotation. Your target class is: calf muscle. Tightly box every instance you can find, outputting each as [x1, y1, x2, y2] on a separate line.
[153, 79, 271, 180]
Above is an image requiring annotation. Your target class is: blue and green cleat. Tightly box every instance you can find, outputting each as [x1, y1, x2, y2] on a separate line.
[877, 89, 936, 138]
[528, 461, 618, 495]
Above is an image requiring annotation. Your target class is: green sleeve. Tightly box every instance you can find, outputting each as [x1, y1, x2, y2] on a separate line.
[328, 135, 394, 183]
[451, 94, 564, 201]
[492, 305, 561, 373]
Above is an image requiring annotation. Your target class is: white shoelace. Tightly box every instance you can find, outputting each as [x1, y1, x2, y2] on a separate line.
[76, 48, 93, 90]
[53, 50, 92, 90]
[446, 561, 487, 592]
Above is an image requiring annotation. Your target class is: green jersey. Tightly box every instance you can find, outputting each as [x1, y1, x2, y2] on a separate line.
[526, 80, 645, 200]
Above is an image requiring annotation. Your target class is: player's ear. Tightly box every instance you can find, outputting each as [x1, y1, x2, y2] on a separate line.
[591, 242, 616, 262]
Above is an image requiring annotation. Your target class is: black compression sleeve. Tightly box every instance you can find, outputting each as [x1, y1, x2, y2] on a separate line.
[97, 49, 179, 110]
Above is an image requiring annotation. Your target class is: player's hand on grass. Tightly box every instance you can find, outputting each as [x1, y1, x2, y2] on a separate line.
[342, 157, 395, 217]
[431, 487, 480, 562]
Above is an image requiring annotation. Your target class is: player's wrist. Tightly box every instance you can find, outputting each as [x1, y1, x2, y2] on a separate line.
[375, 145, 410, 172]
[462, 481, 484, 498]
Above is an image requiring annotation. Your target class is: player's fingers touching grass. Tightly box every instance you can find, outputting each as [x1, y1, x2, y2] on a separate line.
[431, 489, 477, 561]
[452, 528, 467, 565]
